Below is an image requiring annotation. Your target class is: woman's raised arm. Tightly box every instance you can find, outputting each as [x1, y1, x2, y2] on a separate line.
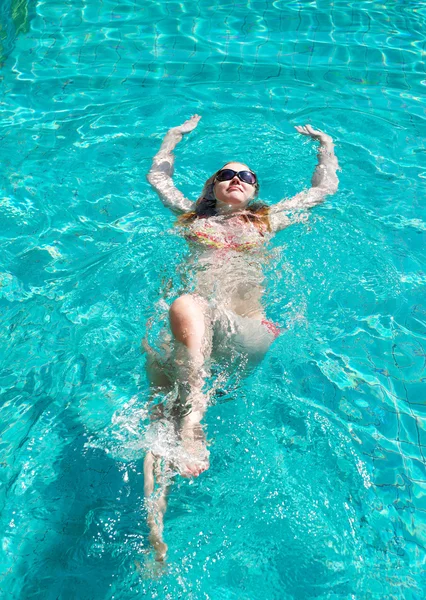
[147, 115, 201, 214]
[269, 125, 340, 232]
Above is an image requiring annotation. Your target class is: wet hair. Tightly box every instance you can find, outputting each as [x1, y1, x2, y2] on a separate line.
[177, 163, 270, 231]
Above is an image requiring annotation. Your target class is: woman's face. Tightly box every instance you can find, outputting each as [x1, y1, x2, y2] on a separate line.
[213, 162, 257, 214]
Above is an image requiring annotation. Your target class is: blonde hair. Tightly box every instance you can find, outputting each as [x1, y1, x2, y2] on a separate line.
[177, 164, 270, 231]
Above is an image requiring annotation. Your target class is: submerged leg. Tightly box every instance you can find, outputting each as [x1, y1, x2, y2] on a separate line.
[169, 294, 212, 477]
[143, 451, 171, 561]
[142, 336, 175, 561]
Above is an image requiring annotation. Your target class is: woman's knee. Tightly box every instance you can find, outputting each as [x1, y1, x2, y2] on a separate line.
[170, 294, 195, 314]
[169, 294, 206, 345]
[169, 295, 204, 325]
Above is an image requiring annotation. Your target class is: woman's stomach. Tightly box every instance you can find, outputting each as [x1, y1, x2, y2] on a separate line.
[192, 250, 266, 317]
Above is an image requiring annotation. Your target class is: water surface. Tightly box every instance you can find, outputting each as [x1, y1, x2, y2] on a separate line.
[0, 0, 425, 598]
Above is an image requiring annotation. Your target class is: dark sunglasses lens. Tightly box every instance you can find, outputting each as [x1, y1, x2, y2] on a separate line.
[216, 169, 235, 182]
[240, 171, 256, 184]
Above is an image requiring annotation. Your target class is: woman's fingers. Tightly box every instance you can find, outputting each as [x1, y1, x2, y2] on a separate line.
[178, 114, 202, 133]
[295, 124, 321, 137]
[307, 124, 325, 137]
[295, 124, 332, 143]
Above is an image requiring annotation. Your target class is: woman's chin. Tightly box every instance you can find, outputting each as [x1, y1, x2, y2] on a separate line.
[217, 197, 247, 211]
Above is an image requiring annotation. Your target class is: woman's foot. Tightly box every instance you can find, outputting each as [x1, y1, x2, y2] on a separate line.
[178, 417, 210, 478]
[149, 532, 168, 562]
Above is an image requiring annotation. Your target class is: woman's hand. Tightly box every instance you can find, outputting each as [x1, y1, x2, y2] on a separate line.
[295, 124, 333, 146]
[172, 114, 201, 135]
[269, 123, 339, 231]
[148, 115, 202, 214]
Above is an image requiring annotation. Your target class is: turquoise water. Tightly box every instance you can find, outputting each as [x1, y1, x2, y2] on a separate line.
[1, 0, 425, 597]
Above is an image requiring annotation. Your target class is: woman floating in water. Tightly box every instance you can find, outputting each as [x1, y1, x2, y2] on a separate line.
[143, 115, 339, 560]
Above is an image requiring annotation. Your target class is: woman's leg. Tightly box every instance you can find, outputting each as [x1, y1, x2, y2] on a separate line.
[142, 295, 211, 560]
[214, 309, 278, 364]
[169, 294, 212, 477]
[143, 450, 171, 561]
[142, 338, 174, 561]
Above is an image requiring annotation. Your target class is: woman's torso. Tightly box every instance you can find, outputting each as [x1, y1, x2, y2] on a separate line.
[183, 214, 271, 317]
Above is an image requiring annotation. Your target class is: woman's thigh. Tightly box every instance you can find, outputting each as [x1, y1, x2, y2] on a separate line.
[144, 294, 213, 385]
[212, 309, 277, 364]
[169, 293, 213, 358]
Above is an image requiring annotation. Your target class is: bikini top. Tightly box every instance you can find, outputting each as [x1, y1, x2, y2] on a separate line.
[185, 215, 267, 252]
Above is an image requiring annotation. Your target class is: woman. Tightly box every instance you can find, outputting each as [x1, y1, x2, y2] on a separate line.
[143, 115, 339, 560]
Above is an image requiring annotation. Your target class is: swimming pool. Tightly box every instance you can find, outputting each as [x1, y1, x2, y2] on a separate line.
[0, 0, 425, 597]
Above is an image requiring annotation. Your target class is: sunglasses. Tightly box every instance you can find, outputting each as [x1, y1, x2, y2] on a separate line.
[215, 169, 257, 186]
